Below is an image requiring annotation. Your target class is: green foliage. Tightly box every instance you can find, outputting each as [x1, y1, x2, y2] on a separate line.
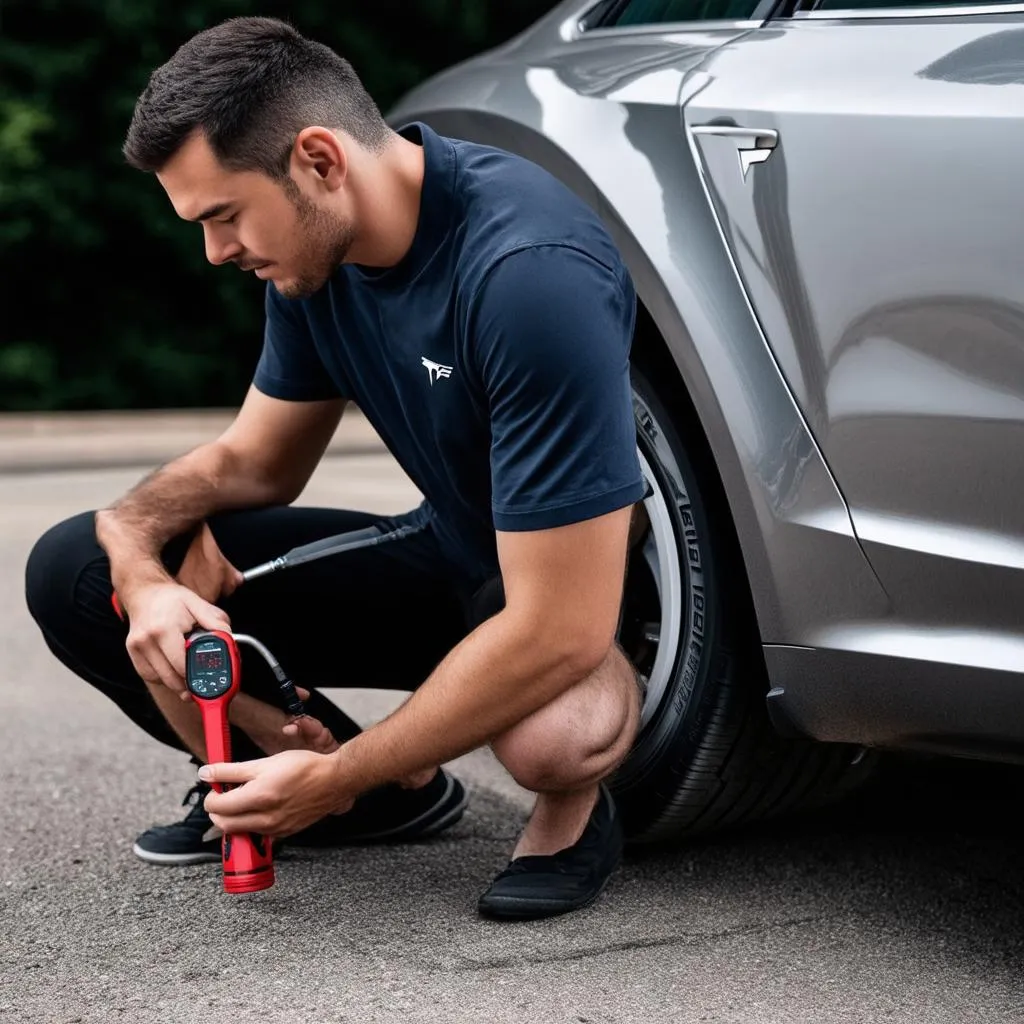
[0, 0, 555, 410]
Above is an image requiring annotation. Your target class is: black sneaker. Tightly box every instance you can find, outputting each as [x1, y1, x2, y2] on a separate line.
[132, 770, 468, 864]
[288, 769, 468, 847]
[477, 784, 623, 920]
[133, 782, 222, 865]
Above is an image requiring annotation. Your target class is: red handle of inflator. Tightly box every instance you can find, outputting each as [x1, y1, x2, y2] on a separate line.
[197, 697, 275, 895]
[113, 597, 275, 895]
[184, 630, 274, 894]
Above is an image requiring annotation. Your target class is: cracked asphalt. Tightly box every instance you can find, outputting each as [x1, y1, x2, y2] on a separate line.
[3, 445, 1024, 1023]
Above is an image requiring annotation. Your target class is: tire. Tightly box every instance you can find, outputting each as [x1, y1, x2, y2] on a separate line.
[610, 368, 875, 843]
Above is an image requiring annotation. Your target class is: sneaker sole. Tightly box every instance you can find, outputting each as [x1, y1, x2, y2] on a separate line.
[409, 777, 470, 839]
[287, 774, 470, 848]
[338, 773, 469, 843]
[131, 843, 222, 866]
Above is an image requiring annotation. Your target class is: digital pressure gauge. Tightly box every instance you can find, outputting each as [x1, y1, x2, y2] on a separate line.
[184, 629, 274, 894]
[186, 634, 237, 701]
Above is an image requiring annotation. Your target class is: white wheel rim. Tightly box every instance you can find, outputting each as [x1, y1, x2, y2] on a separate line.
[635, 447, 684, 730]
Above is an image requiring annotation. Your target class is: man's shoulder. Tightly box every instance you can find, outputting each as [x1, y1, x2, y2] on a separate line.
[446, 136, 623, 299]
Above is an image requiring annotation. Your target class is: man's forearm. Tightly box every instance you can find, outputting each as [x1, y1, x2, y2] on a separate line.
[96, 441, 276, 598]
[334, 610, 600, 793]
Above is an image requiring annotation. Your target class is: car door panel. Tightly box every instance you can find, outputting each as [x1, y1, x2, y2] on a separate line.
[684, 16, 1024, 641]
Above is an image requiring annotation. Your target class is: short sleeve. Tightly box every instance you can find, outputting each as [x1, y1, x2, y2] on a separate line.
[253, 284, 343, 401]
[470, 245, 645, 532]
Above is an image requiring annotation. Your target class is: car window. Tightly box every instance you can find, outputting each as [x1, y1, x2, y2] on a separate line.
[600, 0, 764, 25]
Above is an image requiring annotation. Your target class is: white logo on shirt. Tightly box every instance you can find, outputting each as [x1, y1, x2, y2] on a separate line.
[421, 357, 453, 386]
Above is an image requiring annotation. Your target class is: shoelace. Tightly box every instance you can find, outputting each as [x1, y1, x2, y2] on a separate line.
[181, 781, 212, 824]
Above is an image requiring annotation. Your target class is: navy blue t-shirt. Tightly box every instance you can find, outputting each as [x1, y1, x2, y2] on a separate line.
[254, 123, 645, 583]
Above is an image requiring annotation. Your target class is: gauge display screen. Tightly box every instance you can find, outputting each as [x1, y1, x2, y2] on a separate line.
[194, 648, 225, 671]
[187, 639, 232, 700]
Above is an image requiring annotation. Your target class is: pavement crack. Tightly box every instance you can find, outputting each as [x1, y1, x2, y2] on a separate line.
[450, 915, 823, 971]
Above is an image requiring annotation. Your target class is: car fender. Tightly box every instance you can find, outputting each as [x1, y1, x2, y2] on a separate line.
[389, 58, 889, 648]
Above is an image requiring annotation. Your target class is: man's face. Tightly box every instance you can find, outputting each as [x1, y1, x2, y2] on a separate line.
[157, 131, 353, 299]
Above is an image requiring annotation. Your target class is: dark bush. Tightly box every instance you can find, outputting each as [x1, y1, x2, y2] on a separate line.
[0, 1, 555, 410]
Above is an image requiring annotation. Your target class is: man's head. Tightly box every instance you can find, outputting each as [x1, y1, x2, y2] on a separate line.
[125, 17, 390, 298]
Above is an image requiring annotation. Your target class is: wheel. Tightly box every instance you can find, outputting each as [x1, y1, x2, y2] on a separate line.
[611, 367, 874, 843]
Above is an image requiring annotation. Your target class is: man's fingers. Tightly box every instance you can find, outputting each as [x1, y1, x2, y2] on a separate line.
[227, 565, 245, 594]
[205, 787, 270, 818]
[186, 594, 232, 634]
[128, 649, 161, 688]
[199, 760, 261, 787]
[283, 715, 339, 753]
[155, 653, 186, 693]
[207, 811, 277, 837]
[158, 635, 188, 684]
[293, 716, 323, 740]
[136, 643, 186, 693]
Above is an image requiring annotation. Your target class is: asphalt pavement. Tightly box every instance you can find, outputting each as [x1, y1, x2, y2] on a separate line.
[2, 412, 1023, 1023]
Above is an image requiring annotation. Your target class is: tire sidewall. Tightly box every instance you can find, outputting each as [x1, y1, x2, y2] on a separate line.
[611, 369, 733, 837]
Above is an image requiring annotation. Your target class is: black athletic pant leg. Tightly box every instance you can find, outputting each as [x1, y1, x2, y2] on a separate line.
[24, 507, 470, 764]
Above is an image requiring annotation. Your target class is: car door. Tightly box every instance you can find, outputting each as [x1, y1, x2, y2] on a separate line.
[683, 1, 1024, 652]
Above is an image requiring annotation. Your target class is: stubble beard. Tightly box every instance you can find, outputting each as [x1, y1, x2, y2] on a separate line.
[276, 186, 356, 300]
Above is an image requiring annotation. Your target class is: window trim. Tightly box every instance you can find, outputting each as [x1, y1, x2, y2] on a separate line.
[564, 0, 766, 37]
[574, 18, 765, 36]
[564, 0, 1022, 37]
[794, 1, 1024, 16]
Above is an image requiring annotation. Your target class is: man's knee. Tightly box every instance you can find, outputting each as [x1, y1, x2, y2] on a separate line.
[492, 655, 639, 793]
[25, 510, 106, 631]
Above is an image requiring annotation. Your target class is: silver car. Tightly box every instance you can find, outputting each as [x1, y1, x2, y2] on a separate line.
[390, 0, 1024, 842]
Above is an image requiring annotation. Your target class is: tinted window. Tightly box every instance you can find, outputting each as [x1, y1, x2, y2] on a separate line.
[603, 0, 762, 23]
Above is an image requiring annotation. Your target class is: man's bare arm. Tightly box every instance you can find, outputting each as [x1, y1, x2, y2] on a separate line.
[97, 388, 345, 602]
[95, 388, 344, 693]
[333, 505, 633, 792]
[201, 505, 635, 833]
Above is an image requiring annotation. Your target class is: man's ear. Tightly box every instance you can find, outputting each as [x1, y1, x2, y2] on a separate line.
[291, 127, 347, 191]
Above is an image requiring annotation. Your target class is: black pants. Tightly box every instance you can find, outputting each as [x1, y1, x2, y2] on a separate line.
[24, 506, 501, 764]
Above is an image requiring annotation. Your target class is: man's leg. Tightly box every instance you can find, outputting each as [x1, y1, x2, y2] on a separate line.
[474, 645, 640, 919]
[24, 508, 383, 760]
[460, 576, 641, 919]
[24, 505, 469, 861]
[490, 644, 640, 856]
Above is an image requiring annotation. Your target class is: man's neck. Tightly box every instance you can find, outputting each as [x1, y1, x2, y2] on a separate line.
[345, 135, 426, 269]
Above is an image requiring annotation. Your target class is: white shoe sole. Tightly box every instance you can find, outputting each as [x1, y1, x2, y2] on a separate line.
[131, 843, 221, 866]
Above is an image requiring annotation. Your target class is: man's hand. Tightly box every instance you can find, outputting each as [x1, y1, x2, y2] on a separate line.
[231, 687, 342, 756]
[175, 522, 243, 604]
[200, 750, 354, 838]
[124, 581, 232, 697]
[279, 688, 341, 754]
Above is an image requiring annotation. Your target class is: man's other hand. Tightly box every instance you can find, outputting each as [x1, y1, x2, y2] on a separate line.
[124, 581, 232, 696]
[200, 750, 355, 837]
[176, 522, 243, 604]
[279, 688, 341, 755]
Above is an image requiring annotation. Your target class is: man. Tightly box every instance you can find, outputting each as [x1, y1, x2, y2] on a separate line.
[25, 16, 645, 920]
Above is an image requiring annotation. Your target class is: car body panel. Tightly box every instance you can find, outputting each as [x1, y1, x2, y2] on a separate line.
[686, 16, 1024, 628]
[389, 1, 1024, 757]
[684, 14, 1024, 752]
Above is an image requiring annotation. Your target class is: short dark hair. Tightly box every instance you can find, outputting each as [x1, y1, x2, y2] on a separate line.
[123, 17, 391, 176]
